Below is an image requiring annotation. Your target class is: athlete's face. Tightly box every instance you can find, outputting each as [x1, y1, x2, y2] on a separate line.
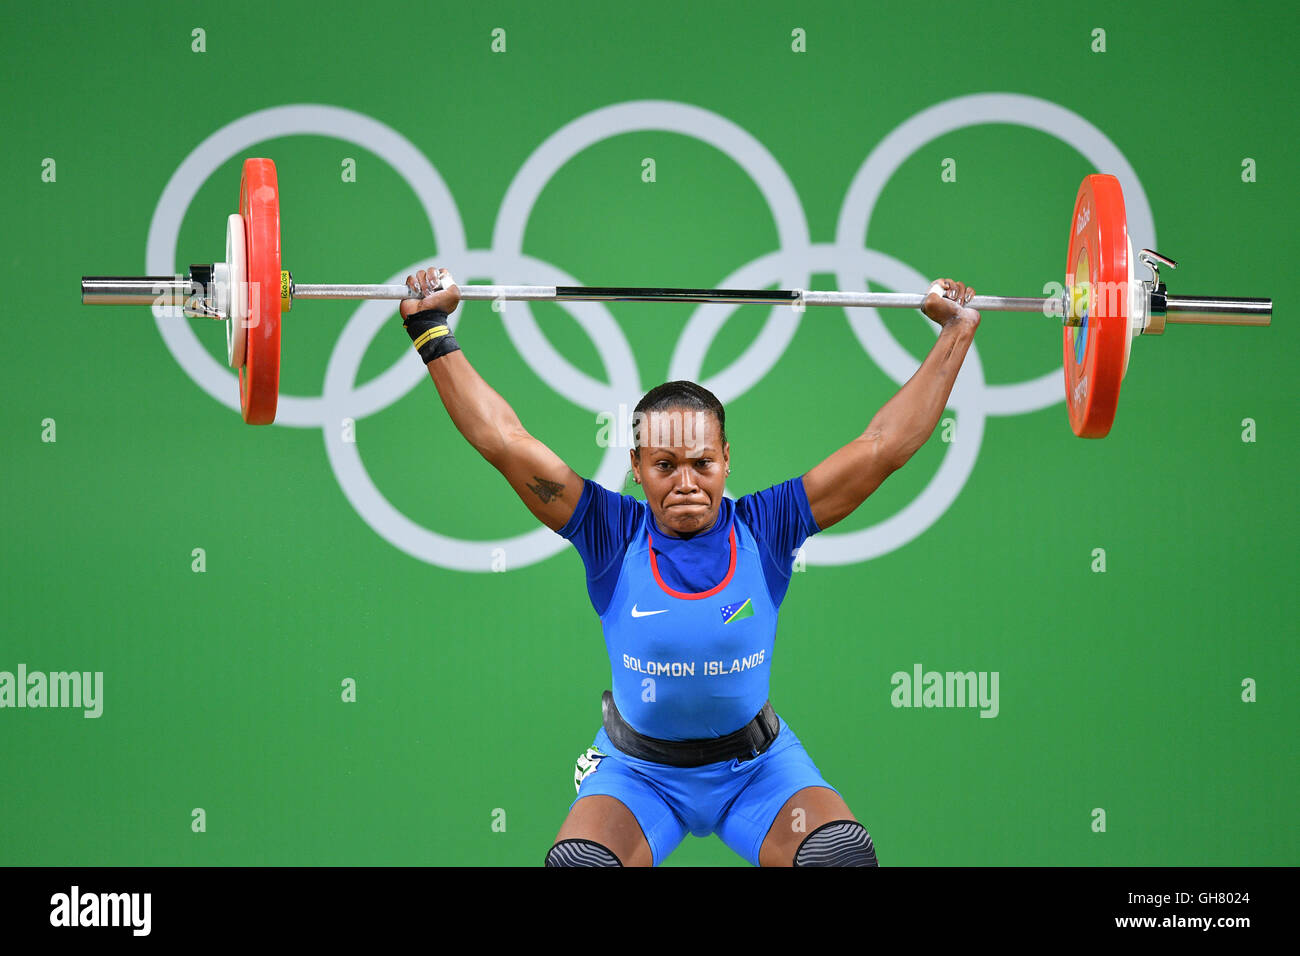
[631, 408, 730, 538]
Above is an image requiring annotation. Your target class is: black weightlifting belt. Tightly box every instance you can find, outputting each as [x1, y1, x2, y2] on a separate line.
[601, 690, 780, 768]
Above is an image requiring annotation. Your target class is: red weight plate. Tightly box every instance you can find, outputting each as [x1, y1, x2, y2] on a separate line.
[1063, 174, 1129, 438]
[238, 158, 281, 424]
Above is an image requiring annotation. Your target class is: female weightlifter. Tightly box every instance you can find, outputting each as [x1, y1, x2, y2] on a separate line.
[399, 266, 980, 866]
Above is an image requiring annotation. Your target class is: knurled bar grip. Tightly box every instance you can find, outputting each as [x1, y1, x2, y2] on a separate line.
[293, 283, 1057, 313]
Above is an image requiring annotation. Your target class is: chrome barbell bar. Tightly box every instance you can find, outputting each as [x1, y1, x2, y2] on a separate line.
[80, 254, 1273, 331]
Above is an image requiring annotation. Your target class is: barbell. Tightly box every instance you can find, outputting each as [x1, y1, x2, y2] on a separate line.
[80, 158, 1272, 437]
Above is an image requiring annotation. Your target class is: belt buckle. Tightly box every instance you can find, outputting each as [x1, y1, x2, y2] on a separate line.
[745, 704, 779, 761]
[738, 727, 773, 764]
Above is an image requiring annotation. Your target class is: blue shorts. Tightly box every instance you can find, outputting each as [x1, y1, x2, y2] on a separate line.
[570, 716, 839, 866]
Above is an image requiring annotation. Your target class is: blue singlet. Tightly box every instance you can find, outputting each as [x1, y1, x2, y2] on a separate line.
[556, 476, 842, 866]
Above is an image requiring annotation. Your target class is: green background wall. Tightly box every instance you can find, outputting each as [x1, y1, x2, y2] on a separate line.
[2, 0, 1295, 865]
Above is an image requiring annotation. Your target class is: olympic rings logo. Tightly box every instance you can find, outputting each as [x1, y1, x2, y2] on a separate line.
[146, 96, 1155, 572]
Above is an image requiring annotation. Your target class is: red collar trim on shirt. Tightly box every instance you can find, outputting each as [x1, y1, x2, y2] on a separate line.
[647, 524, 737, 600]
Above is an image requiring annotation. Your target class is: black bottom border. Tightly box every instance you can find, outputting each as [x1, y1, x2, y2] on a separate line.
[0, 866, 1286, 941]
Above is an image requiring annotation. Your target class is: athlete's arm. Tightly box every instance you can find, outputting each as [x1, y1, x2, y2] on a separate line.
[402, 267, 582, 532]
[802, 278, 979, 530]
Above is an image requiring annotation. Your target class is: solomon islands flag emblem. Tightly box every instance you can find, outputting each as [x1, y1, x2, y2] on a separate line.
[720, 598, 754, 623]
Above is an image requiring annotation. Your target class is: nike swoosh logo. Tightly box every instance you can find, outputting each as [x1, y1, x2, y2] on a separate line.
[631, 605, 668, 618]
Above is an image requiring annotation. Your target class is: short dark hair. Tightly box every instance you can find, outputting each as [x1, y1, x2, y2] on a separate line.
[632, 380, 726, 452]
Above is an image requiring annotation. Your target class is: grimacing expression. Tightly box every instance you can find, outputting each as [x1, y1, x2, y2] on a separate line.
[631, 408, 730, 537]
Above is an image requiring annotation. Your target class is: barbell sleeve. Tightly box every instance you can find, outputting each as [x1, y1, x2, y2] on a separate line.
[81, 276, 194, 306]
[1162, 295, 1273, 326]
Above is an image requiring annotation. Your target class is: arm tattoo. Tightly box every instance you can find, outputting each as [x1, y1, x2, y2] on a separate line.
[526, 476, 564, 504]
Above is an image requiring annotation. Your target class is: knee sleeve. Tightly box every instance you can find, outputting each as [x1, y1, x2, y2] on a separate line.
[544, 838, 623, 867]
[793, 820, 879, 867]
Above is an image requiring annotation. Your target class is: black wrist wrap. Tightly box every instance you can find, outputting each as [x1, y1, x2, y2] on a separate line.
[403, 309, 461, 363]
